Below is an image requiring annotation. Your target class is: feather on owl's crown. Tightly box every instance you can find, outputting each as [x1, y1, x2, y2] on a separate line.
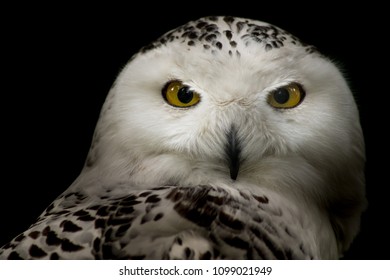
[140, 16, 316, 55]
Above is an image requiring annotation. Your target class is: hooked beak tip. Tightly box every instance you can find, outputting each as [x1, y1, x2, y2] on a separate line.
[230, 168, 239, 181]
[226, 125, 241, 181]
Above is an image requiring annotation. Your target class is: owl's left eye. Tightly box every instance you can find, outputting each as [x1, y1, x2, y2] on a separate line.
[267, 83, 305, 109]
[162, 80, 201, 108]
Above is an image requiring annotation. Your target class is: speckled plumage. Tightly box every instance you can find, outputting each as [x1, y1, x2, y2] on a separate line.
[0, 185, 314, 259]
[141, 15, 315, 55]
[0, 16, 366, 260]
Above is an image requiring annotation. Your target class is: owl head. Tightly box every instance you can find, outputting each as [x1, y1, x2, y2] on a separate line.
[77, 16, 366, 257]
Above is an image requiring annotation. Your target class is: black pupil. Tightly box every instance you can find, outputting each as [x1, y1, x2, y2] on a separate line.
[177, 87, 194, 104]
[273, 88, 290, 104]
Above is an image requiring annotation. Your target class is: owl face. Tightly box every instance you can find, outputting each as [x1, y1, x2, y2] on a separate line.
[77, 16, 365, 255]
[93, 16, 363, 196]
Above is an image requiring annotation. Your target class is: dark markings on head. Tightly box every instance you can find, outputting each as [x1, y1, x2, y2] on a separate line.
[139, 16, 314, 57]
[224, 30, 233, 40]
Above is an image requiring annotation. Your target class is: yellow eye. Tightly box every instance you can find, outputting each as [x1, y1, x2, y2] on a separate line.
[267, 83, 305, 109]
[162, 80, 201, 108]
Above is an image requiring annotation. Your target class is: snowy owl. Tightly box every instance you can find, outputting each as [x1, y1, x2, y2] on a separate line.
[0, 16, 366, 260]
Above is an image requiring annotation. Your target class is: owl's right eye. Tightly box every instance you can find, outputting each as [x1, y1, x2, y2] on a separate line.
[267, 83, 305, 109]
[162, 80, 201, 108]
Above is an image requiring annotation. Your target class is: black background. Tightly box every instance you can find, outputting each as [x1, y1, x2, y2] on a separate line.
[1, 3, 388, 259]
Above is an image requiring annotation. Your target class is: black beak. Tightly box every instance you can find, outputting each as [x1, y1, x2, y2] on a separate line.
[225, 126, 241, 180]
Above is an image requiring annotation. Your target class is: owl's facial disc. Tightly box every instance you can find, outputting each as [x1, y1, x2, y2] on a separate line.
[225, 125, 241, 180]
